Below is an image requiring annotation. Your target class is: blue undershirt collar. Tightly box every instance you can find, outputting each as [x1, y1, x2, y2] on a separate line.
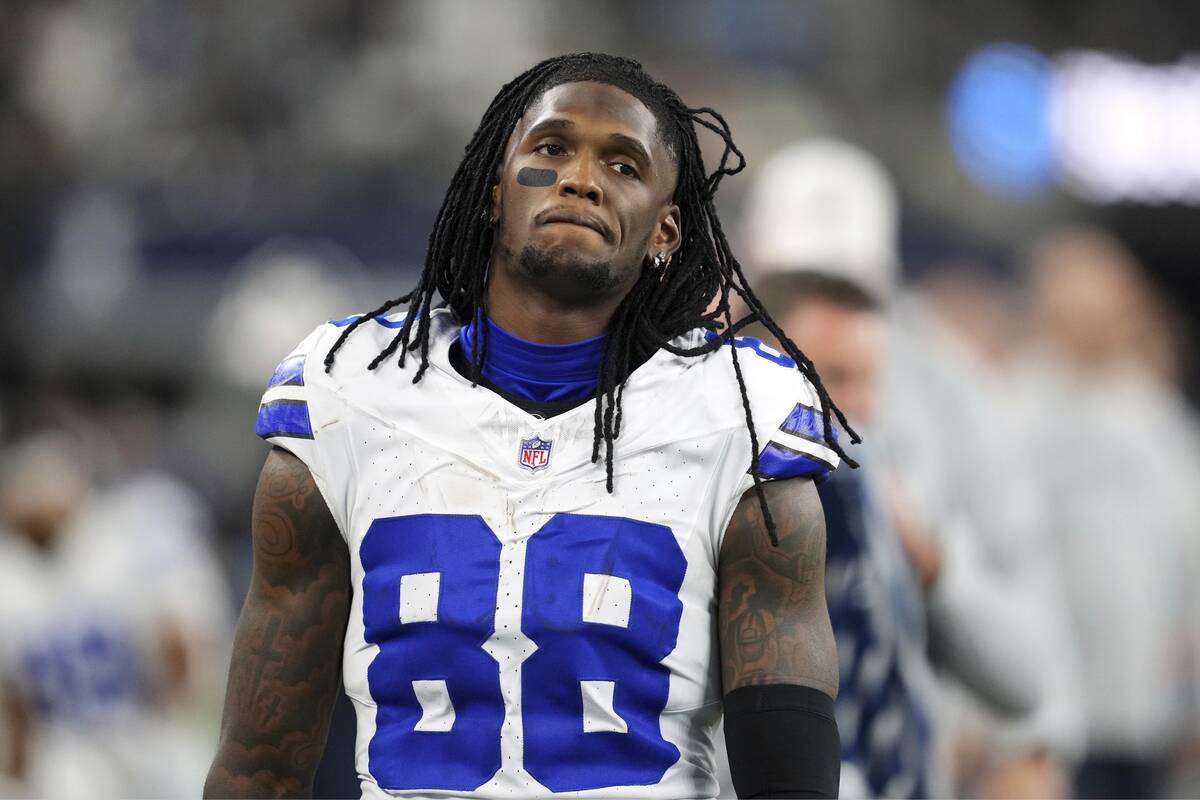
[458, 317, 605, 403]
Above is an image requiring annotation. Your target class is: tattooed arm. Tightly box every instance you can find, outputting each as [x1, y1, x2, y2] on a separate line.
[204, 448, 350, 799]
[719, 477, 837, 695]
[719, 478, 840, 798]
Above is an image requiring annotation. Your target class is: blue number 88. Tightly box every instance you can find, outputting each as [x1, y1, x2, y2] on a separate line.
[360, 512, 688, 793]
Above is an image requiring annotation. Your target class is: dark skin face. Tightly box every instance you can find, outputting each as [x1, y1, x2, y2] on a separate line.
[487, 81, 682, 343]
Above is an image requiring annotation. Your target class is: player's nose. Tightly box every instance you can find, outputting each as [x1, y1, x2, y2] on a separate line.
[558, 156, 603, 205]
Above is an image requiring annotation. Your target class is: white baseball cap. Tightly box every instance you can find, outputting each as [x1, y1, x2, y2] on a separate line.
[741, 138, 900, 299]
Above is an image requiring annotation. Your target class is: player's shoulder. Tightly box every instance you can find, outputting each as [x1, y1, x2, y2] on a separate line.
[270, 310, 410, 377]
[261, 307, 440, 392]
[255, 308, 459, 442]
[697, 330, 821, 408]
[697, 331, 840, 480]
[254, 317, 346, 443]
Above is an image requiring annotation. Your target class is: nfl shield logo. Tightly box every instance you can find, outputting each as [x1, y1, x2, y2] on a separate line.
[519, 435, 553, 473]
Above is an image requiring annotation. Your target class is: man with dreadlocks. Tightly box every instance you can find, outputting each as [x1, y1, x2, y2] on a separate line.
[205, 53, 857, 800]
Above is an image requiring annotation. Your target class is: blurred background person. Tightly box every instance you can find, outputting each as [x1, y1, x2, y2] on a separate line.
[908, 258, 1086, 800]
[740, 138, 1086, 798]
[0, 429, 232, 798]
[774, 271, 939, 798]
[1014, 227, 1200, 799]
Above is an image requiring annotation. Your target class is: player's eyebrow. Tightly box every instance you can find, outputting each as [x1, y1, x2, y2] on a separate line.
[607, 132, 652, 168]
[526, 118, 575, 139]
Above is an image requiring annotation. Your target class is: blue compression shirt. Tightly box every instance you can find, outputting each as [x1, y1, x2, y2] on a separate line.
[458, 317, 605, 403]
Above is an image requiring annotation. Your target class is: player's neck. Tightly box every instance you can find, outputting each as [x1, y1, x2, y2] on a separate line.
[458, 317, 604, 404]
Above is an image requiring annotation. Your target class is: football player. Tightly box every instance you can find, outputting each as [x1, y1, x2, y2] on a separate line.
[0, 431, 231, 798]
[205, 53, 858, 799]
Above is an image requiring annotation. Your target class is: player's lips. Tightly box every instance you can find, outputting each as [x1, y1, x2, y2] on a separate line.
[537, 208, 614, 242]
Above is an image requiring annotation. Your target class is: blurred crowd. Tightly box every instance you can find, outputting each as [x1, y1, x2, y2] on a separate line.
[2, 1, 1199, 798]
[724, 141, 1200, 799]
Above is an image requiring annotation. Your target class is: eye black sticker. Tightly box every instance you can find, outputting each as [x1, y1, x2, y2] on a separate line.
[517, 167, 557, 187]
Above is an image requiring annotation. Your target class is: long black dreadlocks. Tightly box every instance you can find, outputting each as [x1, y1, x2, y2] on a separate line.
[324, 53, 859, 545]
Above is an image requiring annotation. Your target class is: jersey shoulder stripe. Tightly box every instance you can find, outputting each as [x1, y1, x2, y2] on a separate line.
[780, 401, 822, 443]
[267, 354, 306, 388]
[255, 311, 414, 450]
[702, 331, 841, 481]
[255, 324, 332, 457]
[759, 440, 835, 479]
[757, 400, 839, 480]
[255, 398, 314, 440]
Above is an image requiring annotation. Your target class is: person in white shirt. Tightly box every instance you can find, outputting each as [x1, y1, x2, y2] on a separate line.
[1017, 226, 1200, 799]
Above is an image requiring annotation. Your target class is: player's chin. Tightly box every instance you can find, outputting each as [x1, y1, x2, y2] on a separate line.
[517, 242, 622, 295]
[522, 233, 606, 269]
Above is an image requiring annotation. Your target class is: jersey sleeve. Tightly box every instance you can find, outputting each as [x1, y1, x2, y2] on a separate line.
[755, 394, 840, 481]
[257, 334, 319, 453]
[707, 335, 845, 556]
[254, 323, 351, 538]
[734, 336, 842, 483]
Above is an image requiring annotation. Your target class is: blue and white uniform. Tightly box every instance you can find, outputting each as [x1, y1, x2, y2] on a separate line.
[0, 474, 231, 798]
[256, 307, 838, 799]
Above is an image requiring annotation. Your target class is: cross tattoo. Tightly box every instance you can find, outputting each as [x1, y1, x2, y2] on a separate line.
[242, 616, 284, 708]
[256, 692, 283, 726]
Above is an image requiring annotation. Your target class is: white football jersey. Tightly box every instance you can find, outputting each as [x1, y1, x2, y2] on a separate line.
[256, 308, 838, 799]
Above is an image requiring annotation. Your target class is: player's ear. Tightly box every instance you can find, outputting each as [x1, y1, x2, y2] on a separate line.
[490, 178, 502, 225]
[650, 204, 681, 258]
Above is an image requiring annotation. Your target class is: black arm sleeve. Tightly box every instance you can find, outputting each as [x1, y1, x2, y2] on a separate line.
[723, 684, 840, 799]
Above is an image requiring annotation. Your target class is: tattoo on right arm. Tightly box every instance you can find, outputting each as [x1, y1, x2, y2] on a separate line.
[718, 478, 838, 698]
[204, 447, 350, 799]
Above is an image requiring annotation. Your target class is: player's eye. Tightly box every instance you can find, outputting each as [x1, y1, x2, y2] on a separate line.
[610, 161, 639, 179]
[534, 142, 566, 157]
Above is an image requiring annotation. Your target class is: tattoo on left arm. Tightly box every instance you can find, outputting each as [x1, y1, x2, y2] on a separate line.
[203, 448, 350, 799]
[718, 478, 838, 697]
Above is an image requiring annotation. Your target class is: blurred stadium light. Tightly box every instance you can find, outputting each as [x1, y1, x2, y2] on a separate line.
[947, 43, 1056, 197]
[1052, 50, 1200, 204]
[948, 43, 1200, 204]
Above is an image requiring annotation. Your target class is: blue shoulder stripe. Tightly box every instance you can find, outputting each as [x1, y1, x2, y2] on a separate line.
[780, 402, 836, 446]
[256, 399, 314, 440]
[267, 355, 306, 388]
[755, 441, 834, 480]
